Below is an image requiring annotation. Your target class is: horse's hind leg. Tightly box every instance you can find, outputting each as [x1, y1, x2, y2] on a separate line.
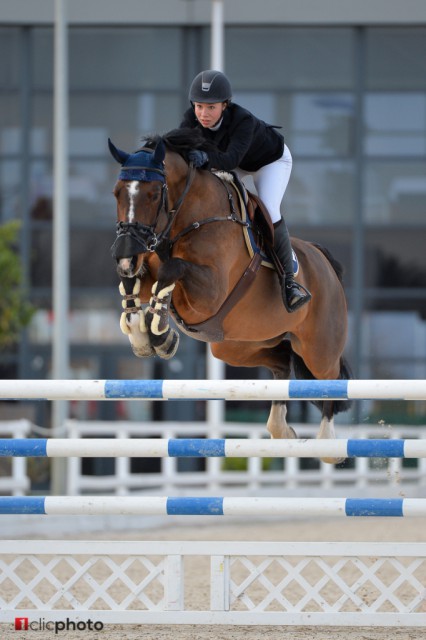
[317, 400, 345, 465]
[263, 342, 297, 440]
[211, 339, 297, 440]
[267, 400, 297, 440]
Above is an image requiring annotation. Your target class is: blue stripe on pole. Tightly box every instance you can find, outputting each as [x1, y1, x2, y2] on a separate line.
[167, 439, 226, 457]
[104, 379, 164, 399]
[166, 497, 224, 515]
[0, 497, 46, 514]
[345, 498, 404, 517]
[288, 380, 349, 399]
[0, 439, 48, 457]
[347, 439, 405, 458]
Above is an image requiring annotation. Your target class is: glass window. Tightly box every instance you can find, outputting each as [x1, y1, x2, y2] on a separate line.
[287, 93, 354, 157]
[29, 159, 118, 224]
[31, 225, 118, 289]
[364, 228, 426, 289]
[233, 92, 355, 158]
[0, 28, 21, 88]
[365, 94, 426, 156]
[32, 28, 53, 90]
[68, 28, 182, 91]
[31, 95, 52, 154]
[0, 97, 21, 143]
[70, 92, 181, 148]
[364, 162, 426, 224]
[361, 310, 426, 380]
[366, 28, 426, 90]
[0, 160, 20, 221]
[286, 160, 354, 224]
[68, 159, 117, 225]
[227, 27, 355, 90]
[32, 26, 183, 90]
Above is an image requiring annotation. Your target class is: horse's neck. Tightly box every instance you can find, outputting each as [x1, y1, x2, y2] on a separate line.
[165, 153, 191, 209]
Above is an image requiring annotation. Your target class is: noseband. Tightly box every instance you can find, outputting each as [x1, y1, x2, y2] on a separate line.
[111, 160, 196, 260]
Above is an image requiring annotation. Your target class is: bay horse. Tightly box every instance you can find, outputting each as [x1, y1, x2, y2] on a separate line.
[109, 128, 352, 463]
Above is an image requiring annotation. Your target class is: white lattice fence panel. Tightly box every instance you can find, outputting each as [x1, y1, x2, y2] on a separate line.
[0, 541, 183, 624]
[211, 541, 426, 626]
[226, 554, 426, 615]
[0, 541, 426, 625]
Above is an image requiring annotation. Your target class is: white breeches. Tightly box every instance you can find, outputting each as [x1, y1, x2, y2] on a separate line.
[235, 144, 292, 224]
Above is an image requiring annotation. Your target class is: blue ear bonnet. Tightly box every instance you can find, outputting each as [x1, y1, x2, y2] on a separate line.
[118, 150, 165, 183]
[108, 138, 166, 183]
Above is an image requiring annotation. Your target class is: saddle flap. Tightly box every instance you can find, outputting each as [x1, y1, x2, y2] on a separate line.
[246, 192, 274, 246]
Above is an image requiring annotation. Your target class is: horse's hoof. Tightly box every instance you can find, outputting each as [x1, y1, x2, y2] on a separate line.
[320, 456, 346, 465]
[270, 426, 297, 439]
[154, 329, 180, 360]
[131, 344, 155, 358]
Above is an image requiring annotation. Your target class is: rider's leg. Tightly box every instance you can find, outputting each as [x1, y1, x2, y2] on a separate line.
[252, 145, 311, 312]
[272, 218, 311, 311]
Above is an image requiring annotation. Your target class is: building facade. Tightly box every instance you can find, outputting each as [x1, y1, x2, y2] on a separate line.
[1, 1, 426, 425]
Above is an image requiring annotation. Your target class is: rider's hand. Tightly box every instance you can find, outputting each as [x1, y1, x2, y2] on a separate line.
[188, 150, 209, 168]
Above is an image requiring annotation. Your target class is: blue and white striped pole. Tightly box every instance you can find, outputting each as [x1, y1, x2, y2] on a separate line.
[0, 496, 424, 517]
[0, 379, 425, 400]
[1, 438, 426, 458]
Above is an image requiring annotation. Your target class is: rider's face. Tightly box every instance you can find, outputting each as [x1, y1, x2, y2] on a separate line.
[193, 102, 226, 128]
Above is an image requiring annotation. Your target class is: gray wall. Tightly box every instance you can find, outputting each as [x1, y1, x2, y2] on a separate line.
[1, 0, 426, 26]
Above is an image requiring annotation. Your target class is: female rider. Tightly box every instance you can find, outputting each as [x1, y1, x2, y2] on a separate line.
[180, 69, 310, 313]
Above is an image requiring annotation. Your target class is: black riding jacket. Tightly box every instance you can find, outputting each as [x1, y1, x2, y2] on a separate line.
[180, 103, 284, 172]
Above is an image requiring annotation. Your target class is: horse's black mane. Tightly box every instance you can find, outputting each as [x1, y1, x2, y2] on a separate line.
[142, 128, 216, 163]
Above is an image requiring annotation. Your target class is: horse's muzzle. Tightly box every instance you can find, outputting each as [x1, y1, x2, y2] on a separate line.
[111, 220, 158, 261]
[111, 231, 147, 261]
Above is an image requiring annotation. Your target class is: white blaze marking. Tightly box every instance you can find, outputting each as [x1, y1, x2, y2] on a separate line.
[126, 181, 139, 222]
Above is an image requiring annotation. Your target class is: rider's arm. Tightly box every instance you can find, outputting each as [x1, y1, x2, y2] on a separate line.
[205, 114, 256, 171]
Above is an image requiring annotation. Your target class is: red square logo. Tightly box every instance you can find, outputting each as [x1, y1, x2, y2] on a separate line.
[15, 617, 29, 630]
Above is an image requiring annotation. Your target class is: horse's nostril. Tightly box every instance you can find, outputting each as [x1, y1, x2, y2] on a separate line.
[117, 256, 137, 273]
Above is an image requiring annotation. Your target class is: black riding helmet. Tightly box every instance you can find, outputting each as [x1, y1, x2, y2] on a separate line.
[189, 70, 232, 104]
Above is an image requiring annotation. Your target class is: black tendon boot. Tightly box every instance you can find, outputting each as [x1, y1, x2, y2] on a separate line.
[273, 219, 311, 312]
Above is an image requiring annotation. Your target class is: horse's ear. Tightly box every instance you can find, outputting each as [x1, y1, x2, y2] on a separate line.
[152, 139, 165, 165]
[108, 138, 130, 165]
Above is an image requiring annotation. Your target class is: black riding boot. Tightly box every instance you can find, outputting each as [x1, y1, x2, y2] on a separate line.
[273, 219, 311, 313]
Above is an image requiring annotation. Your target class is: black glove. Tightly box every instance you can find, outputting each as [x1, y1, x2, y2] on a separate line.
[188, 150, 209, 168]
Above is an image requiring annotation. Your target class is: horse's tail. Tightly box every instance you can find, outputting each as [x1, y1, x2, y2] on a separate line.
[288, 241, 352, 415]
[311, 242, 344, 283]
[290, 348, 353, 416]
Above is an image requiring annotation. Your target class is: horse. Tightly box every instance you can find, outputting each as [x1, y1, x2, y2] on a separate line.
[109, 128, 352, 464]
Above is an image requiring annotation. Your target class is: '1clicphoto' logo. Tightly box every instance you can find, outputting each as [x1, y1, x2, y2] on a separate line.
[14, 617, 104, 633]
[15, 618, 28, 630]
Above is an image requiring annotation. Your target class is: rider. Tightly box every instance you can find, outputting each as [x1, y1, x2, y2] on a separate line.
[180, 69, 311, 313]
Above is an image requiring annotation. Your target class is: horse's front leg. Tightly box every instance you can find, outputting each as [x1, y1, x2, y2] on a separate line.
[143, 257, 197, 360]
[144, 281, 179, 360]
[119, 275, 155, 357]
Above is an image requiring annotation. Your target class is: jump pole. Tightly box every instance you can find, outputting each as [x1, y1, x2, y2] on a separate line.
[1, 496, 425, 516]
[0, 379, 425, 400]
[2, 437, 426, 458]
